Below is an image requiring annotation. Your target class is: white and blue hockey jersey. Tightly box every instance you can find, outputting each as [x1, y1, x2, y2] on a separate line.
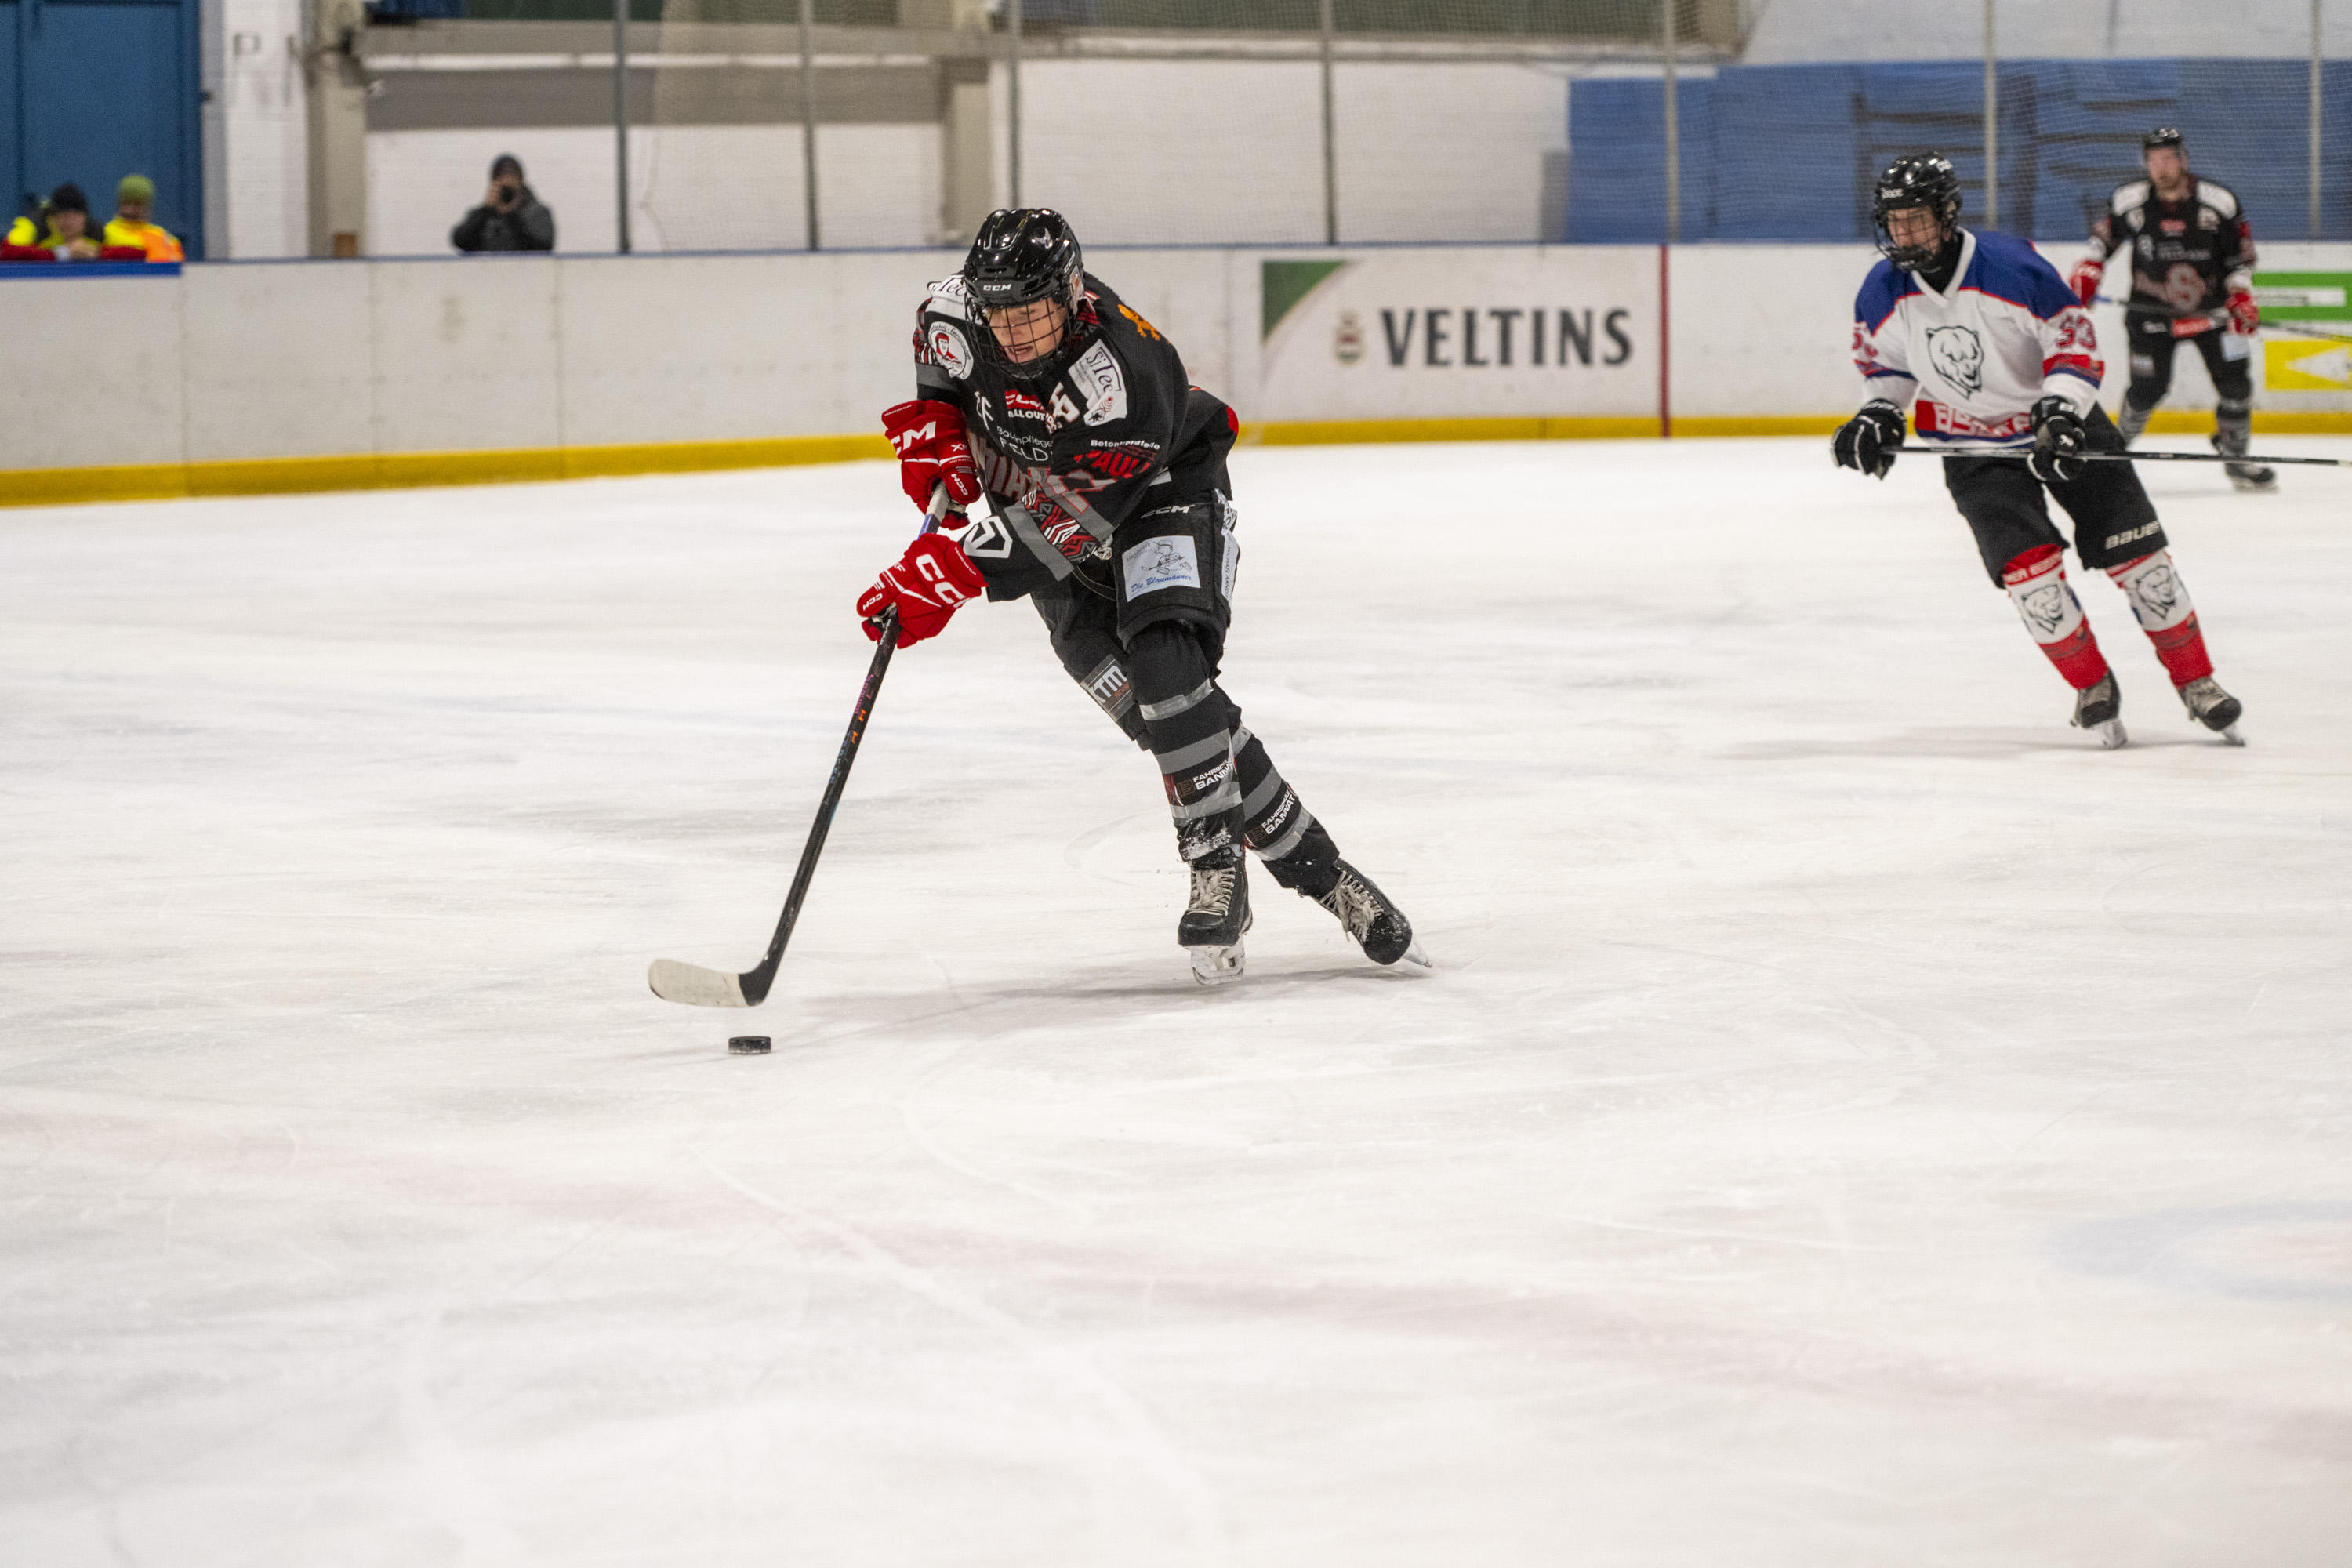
[1850, 228, 2103, 451]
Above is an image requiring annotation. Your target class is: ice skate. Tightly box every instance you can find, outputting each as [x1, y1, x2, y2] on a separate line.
[2071, 671, 2127, 749]
[1313, 860, 1431, 970]
[2213, 430, 2277, 492]
[2177, 675, 2245, 744]
[1180, 848, 1251, 987]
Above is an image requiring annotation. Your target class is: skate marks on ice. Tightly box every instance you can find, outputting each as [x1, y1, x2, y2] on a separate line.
[1719, 723, 2249, 763]
[691, 1147, 1233, 1566]
[2055, 1203, 2352, 1305]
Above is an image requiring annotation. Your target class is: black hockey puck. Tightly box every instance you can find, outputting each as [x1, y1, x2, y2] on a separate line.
[727, 1036, 771, 1055]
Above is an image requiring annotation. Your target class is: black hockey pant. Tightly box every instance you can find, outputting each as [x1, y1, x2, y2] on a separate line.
[2122, 312, 2255, 445]
[1029, 497, 1342, 897]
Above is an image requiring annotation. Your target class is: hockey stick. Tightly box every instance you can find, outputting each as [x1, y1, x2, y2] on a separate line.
[647, 485, 952, 1009]
[1900, 445, 2352, 467]
[2094, 297, 2352, 344]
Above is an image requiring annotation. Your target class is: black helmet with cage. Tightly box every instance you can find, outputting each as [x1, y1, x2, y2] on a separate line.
[962, 207, 1087, 381]
[1870, 153, 1964, 270]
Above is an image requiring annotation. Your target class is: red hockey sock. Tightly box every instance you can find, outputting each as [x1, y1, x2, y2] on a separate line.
[2106, 550, 2215, 687]
[2001, 545, 2110, 691]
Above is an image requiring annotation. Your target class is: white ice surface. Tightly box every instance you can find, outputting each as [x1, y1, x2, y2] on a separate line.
[4, 440, 2350, 1566]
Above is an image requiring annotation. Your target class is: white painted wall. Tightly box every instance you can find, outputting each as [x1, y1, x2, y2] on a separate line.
[1743, 0, 2351, 64]
[994, 57, 1572, 248]
[365, 123, 939, 256]
[1331, 62, 1573, 245]
[352, 55, 1575, 260]
[219, 0, 309, 258]
[5, 243, 2343, 477]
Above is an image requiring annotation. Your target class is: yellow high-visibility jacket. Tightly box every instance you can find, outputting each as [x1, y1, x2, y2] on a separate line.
[103, 216, 183, 261]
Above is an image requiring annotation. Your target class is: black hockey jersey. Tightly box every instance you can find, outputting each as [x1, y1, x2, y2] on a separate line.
[912, 270, 1238, 601]
[2087, 176, 2256, 319]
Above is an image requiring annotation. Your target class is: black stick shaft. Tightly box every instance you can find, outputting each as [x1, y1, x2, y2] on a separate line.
[1898, 445, 2350, 467]
[735, 491, 946, 1006]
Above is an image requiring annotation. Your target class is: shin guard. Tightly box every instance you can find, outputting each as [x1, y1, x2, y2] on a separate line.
[1232, 728, 1341, 896]
[1130, 628, 1242, 862]
[2002, 545, 2111, 691]
[2107, 549, 2215, 687]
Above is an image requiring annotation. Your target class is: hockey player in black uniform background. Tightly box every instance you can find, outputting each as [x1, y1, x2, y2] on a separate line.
[2068, 127, 2274, 492]
[854, 209, 1428, 985]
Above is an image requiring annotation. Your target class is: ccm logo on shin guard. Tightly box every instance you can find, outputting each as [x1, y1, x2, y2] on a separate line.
[1123, 535, 1201, 597]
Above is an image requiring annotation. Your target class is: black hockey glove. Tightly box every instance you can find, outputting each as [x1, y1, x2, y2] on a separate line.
[1831, 400, 1905, 480]
[2028, 397, 2087, 485]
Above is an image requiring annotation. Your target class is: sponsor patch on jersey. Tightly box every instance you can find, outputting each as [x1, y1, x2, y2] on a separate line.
[926, 274, 973, 321]
[1083, 655, 1134, 717]
[1123, 535, 1200, 598]
[927, 321, 974, 380]
[1924, 325, 1985, 394]
[1073, 340, 1129, 426]
[1002, 389, 1047, 419]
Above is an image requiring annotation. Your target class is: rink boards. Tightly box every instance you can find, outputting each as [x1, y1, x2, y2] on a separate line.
[5, 241, 2349, 504]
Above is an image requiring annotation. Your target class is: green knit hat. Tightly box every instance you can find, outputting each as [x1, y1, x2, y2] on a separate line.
[118, 174, 155, 205]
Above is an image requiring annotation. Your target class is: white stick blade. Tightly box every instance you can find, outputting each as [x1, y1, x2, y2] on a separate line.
[648, 959, 749, 1008]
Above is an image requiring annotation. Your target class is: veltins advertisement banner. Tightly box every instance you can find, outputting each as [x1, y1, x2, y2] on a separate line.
[1256, 247, 1661, 426]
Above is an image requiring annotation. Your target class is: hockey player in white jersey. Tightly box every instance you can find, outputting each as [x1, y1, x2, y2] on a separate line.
[1832, 154, 2243, 747]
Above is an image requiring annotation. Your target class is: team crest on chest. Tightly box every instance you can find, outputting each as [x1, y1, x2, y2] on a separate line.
[927, 321, 974, 380]
[1926, 325, 1985, 394]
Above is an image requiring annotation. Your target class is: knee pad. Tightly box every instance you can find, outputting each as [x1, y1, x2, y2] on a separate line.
[1125, 621, 1216, 707]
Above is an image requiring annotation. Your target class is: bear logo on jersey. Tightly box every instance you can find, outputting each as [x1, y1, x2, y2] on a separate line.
[1925, 325, 1985, 394]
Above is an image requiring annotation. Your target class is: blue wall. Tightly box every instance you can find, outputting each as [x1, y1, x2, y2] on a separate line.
[1567, 58, 2352, 245]
[3, 0, 205, 256]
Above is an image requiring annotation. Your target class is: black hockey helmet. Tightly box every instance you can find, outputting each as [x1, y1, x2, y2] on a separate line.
[2143, 126, 2185, 154]
[964, 207, 1081, 310]
[962, 208, 1087, 379]
[1871, 153, 1962, 270]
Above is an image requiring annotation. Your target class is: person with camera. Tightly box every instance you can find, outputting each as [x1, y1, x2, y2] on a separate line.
[450, 154, 554, 253]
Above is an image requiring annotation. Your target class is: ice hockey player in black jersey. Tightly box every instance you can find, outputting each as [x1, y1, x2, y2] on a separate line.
[854, 208, 1428, 985]
[2068, 127, 2274, 492]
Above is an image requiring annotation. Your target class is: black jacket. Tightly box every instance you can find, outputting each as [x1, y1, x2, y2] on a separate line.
[452, 187, 555, 253]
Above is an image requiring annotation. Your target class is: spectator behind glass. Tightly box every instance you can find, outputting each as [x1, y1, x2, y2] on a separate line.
[452, 154, 555, 253]
[105, 174, 184, 261]
[5, 184, 101, 260]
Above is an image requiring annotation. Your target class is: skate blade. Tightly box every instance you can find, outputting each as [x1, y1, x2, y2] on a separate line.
[1189, 944, 1247, 987]
[1396, 938, 1434, 971]
[2091, 718, 2128, 750]
[2220, 723, 2246, 746]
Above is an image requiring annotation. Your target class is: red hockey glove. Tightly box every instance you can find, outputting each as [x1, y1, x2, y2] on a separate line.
[857, 533, 985, 647]
[880, 399, 982, 513]
[2227, 288, 2261, 336]
[2065, 256, 2103, 310]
